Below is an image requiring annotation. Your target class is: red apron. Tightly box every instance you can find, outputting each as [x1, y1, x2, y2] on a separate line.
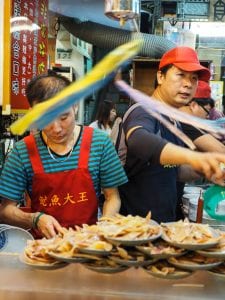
[24, 126, 98, 229]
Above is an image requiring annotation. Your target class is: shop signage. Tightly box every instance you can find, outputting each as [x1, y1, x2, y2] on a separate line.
[1, 0, 11, 115]
[56, 48, 73, 61]
[0, 1, 3, 107]
[70, 35, 92, 59]
[10, 0, 48, 112]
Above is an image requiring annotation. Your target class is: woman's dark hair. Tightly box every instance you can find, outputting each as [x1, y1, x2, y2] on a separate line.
[95, 100, 115, 129]
[25, 71, 71, 107]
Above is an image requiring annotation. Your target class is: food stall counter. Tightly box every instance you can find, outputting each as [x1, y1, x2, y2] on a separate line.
[0, 254, 224, 300]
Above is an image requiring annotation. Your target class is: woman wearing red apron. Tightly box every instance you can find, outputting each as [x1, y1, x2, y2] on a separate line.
[24, 126, 98, 238]
[0, 73, 128, 239]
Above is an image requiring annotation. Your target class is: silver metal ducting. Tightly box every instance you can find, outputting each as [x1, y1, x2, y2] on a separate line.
[60, 17, 175, 58]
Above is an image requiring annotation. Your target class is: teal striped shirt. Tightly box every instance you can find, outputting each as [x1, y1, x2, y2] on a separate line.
[0, 127, 128, 202]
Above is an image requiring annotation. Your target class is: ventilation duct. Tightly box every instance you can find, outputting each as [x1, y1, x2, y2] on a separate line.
[60, 17, 175, 58]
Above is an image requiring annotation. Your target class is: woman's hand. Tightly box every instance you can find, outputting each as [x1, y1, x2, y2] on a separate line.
[35, 213, 64, 239]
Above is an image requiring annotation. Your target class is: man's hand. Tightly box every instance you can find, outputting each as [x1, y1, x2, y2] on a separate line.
[160, 143, 225, 186]
[187, 151, 225, 186]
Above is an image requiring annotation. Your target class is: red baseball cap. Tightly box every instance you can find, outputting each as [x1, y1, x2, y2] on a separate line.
[194, 80, 211, 98]
[159, 46, 210, 81]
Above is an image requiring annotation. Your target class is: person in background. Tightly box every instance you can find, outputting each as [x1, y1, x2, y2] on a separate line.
[209, 103, 224, 122]
[209, 100, 225, 120]
[89, 99, 122, 146]
[180, 80, 225, 151]
[89, 100, 117, 135]
[208, 90, 225, 144]
[181, 80, 212, 119]
[118, 46, 225, 223]
[184, 80, 224, 120]
[177, 80, 225, 219]
[89, 99, 122, 212]
[0, 73, 128, 239]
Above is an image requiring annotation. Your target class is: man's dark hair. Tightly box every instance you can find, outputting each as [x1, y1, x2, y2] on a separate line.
[25, 71, 71, 107]
[191, 97, 214, 107]
[154, 64, 173, 88]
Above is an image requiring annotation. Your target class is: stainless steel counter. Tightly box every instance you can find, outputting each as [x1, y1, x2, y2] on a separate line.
[0, 254, 224, 300]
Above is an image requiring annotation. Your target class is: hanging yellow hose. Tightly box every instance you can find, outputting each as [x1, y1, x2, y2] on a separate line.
[10, 39, 142, 135]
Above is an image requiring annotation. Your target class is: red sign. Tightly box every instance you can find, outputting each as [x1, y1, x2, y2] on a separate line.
[11, 0, 48, 111]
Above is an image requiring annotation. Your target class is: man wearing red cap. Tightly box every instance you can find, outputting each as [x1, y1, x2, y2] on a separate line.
[119, 46, 225, 223]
